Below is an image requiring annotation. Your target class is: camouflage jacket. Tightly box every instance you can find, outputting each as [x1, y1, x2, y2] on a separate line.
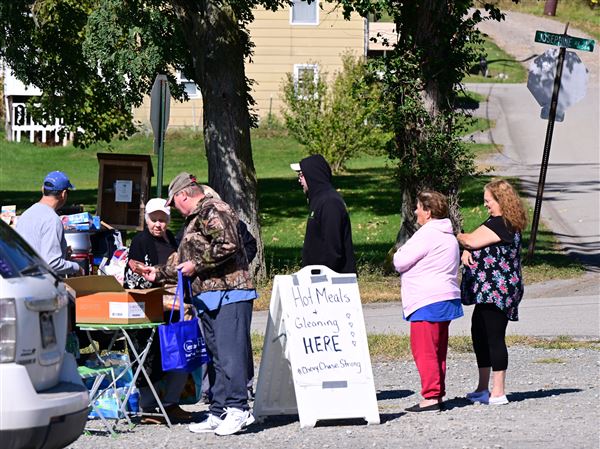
[156, 195, 254, 294]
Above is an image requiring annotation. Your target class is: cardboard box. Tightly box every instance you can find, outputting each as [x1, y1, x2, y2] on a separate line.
[66, 212, 93, 224]
[64, 275, 164, 324]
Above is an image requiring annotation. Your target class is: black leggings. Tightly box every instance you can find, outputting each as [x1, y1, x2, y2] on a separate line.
[471, 303, 509, 371]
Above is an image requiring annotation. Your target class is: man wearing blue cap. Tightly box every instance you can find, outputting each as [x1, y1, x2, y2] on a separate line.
[16, 171, 83, 275]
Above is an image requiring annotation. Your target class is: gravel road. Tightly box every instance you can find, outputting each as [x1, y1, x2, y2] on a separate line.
[68, 346, 599, 449]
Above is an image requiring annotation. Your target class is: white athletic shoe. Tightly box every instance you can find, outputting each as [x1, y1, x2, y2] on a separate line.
[466, 390, 490, 403]
[188, 413, 223, 433]
[488, 395, 509, 405]
[214, 407, 255, 436]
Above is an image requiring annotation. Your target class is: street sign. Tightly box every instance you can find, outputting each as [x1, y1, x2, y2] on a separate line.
[527, 48, 589, 121]
[535, 30, 595, 52]
[150, 74, 171, 197]
[150, 74, 171, 147]
[526, 24, 594, 260]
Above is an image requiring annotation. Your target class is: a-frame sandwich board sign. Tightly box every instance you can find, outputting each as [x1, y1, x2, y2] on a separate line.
[253, 265, 380, 428]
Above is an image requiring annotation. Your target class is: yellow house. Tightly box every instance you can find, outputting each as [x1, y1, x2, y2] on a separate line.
[133, 1, 366, 129]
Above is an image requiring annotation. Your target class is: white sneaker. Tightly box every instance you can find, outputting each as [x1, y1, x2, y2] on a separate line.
[188, 414, 223, 433]
[214, 407, 255, 436]
[488, 395, 509, 405]
[466, 390, 490, 403]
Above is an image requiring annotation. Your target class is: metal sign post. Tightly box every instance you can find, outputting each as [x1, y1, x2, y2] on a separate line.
[526, 25, 594, 259]
[150, 75, 171, 198]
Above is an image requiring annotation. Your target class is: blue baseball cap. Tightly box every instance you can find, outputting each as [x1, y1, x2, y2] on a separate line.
[43, 171, 75, 191]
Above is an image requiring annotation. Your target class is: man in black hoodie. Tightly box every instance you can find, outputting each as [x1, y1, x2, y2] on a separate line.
[290, 154, 357, 274]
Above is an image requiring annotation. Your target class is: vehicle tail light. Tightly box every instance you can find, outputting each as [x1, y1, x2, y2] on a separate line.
[0, 298, 17, 363]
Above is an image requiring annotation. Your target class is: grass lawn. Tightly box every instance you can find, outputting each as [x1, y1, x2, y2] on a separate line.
[251, 333, 599, 361]
[0, 130, 582, 308]
[496, 0, 600, 42]
[464, 37, 528, 83]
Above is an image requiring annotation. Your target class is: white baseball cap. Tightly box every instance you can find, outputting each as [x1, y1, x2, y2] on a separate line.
[290, 163, 301, 171]
[145, 198, 170, 216]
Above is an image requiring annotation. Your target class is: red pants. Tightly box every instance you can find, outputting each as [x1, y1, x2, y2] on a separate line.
[410, 321, 450, 400]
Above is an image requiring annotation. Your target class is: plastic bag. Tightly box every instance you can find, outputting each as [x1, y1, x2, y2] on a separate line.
[158, 271, 210, 372]
[99, 247, 129, 285]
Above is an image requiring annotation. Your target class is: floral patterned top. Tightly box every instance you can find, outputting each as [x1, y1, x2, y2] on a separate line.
[460, 216, 524, 321]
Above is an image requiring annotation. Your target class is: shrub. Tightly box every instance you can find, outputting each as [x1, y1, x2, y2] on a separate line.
[282, 54, 392, 173]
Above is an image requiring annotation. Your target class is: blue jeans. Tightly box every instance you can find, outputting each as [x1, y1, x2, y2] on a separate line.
[200, 300, 253, 415]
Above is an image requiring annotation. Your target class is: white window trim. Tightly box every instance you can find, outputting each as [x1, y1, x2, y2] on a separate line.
[176, 70, 201, 99]
[293, 63, 319, 99]
[289, 0, 319, 26]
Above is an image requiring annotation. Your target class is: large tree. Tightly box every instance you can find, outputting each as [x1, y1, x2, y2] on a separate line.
[0, 0, 287, 279]
[336, 1, 511, 245]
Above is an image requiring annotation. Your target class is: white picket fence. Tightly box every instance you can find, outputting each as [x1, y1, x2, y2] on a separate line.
[10, 103, 71, 145]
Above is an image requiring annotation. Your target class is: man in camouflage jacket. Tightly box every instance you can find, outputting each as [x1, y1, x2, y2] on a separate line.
[142, 172, 257, 436]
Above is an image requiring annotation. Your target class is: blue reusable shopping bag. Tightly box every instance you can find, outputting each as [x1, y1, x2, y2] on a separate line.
[158, 270, 209, 372]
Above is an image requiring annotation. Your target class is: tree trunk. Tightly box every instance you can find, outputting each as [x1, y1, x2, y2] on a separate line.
[392, 0, 463, 246]
[396, 187, 418, 246]
[173, 2, 265, 281]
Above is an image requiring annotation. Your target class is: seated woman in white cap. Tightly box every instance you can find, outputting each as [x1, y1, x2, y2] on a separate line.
[123, 198, 193, 424]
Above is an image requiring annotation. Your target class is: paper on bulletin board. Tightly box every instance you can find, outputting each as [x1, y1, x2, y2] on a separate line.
[115, 180, 133, 203]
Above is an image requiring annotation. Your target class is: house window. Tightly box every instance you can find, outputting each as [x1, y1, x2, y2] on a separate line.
[291, 0, 319, 25]
[293, 64, 319, 98]
[177, 71, 201, 99]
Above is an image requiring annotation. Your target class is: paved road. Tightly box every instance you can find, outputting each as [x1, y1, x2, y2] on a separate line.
[477, 10, 599, 84]
[468, 82, 600, 268]
[251, 293, 600, 339]
[472, 11, 600, 268]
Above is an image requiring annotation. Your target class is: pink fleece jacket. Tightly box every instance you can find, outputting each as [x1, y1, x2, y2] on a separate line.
[393, 218, 460, 317]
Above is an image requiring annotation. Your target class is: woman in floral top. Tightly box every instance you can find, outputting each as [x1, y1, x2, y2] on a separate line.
[457, 180, 527, 406]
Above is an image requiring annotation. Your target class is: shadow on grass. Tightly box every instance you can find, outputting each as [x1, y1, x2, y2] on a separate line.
[263, 242, 394, 274]
[0, 189, 101, 214]
[258, 165, 398, 226]
[3, 169, 585, 273]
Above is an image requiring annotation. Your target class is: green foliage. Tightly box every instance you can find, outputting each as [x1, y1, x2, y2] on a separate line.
[0, 72, 4, 124]
[282, 55, 392, 173]
[495, 0, 600, 41]
[378, 53, 476, 196]
[334, 0, 513, 241]
[464, 37, 528, 83]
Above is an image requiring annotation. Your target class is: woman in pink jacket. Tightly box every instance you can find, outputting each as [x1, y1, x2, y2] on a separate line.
[393, 191, 463, 412]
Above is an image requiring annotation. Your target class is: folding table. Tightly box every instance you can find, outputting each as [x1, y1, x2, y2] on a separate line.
[77, 365, 119, 436]
[78, 322, 172, 429]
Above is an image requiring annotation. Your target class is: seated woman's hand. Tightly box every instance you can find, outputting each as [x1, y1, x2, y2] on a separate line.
[141, 266, 157, 282]
[128, 259, 153, 275]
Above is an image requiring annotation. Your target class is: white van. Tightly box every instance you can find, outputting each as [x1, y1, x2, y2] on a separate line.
[0, 221, 88, 449]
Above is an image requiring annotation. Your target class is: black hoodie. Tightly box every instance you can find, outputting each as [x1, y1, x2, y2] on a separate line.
[299, 154, 357, 274]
